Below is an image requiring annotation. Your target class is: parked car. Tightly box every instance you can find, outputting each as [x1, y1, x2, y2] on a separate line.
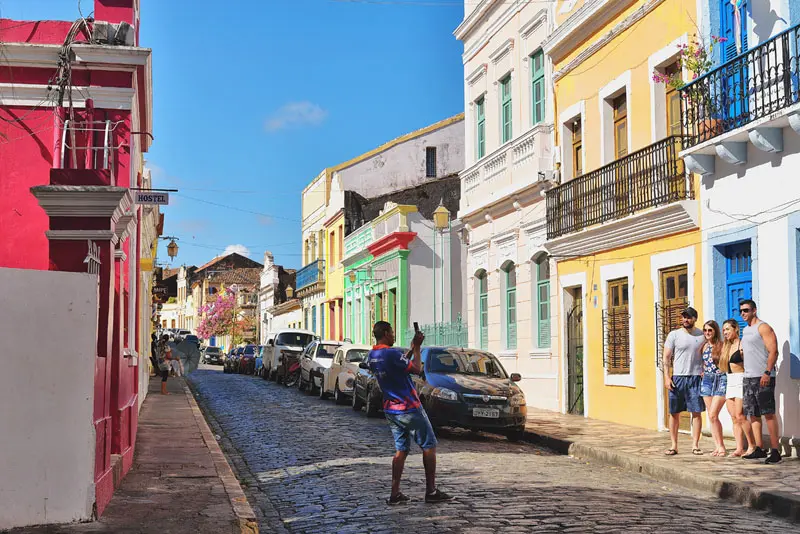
[202, 346, 223, 365]
[223, 347, 242, 374]
[297, 340, 343, 397]
[412, 347, 526, 440]
[184, 334, 201, 348]
[175, 329, 192, 342]
[352, 346, 408, 417]
[256, 335, 275, 377]
[262, 329, 316, 381]
[238, 344, 259, 375]
[321, 344, 370, 404]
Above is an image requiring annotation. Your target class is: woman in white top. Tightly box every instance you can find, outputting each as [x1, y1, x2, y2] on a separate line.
[719, 320, 748, 457]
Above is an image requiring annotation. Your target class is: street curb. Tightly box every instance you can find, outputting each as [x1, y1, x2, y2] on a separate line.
[182, 383, 259, 534]
[523, 428, 800, 522]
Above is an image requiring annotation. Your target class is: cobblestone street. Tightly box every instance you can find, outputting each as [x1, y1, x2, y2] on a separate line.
[188, 365, 795, 533]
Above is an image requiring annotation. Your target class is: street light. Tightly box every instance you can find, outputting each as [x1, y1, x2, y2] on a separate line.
[432, 202, 451, 330]
[158, 236, 180, 261]
[286, 286, 294, 299]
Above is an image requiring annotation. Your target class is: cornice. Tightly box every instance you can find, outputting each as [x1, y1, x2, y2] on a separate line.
[45, 230, 116, 241]
[30, 186, 132, 219]
[0, 42, 150, 70]
[520, 10, 547, 39]
[466, 63, 488, 86]
[543, 0, 635, 61]
[0, 83, 135, 110]
[489, 38, 514, 64]
[454, 0, 500, 41]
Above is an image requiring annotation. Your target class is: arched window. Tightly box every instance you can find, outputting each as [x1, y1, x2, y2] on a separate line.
[502, 262, 517, 350]
[533, 254, 551, 348]
[475, 270, 488, 350]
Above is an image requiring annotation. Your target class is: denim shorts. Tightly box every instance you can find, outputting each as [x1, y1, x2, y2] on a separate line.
[385, 408, 438, 452]
[668, 375, 706, 414]
[700, 373, 727, 397]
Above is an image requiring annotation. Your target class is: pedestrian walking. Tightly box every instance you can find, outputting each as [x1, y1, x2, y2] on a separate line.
[368, 321, 452, 505]
[150, 333, 159, 377]
[663, 307, 706, 456]
[157, 334, 173, 395]
[699, 320, 727, 456]
[738, 300, 782, 463]
[719, 319, 748, 457]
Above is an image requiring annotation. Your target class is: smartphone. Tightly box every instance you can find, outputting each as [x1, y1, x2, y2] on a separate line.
[413, 322, 420, 333]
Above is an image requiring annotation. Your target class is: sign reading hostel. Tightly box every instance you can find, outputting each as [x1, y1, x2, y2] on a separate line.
[134, 191, 170, 205]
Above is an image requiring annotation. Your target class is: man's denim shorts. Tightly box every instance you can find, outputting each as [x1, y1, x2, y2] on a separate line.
[700, 372, 727, 397]
[385, 409, 438, 452]
[669, 375, 706, 414]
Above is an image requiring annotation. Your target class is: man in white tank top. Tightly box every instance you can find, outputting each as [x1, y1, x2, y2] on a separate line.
[738, 299, 781, 464]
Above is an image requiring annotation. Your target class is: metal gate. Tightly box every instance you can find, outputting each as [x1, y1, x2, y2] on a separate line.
[567, 293, 584, 416]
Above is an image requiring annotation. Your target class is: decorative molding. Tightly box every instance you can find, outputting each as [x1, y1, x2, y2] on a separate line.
[468, 242, 490, 275]
[467, 63, 488, 86]
[519, 10, 547, 39]
[546, 201, 699, 257]
[115, 249, 128, 261]
[489, 38, 515, 64]
[550, 0, 666, 81]
[455, 0, 502, 41]
[0, 83, 135, 110]
[46, 230, 115, 241]
[0, 42, 150, 70]
[31, 186, 133, 221]
[494, 230, 518, 268]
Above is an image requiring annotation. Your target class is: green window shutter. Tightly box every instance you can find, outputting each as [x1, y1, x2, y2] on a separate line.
[507, 288, 517, 350]
[479, 294, 488, 350]
[501, 76, 512, 143]
[531, 50, 545, 125]
[476, 98, 486, 159]
[538, 281, 551, 348]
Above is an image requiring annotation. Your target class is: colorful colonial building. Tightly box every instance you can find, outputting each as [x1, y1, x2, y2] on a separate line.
[544, 0, 702, 430]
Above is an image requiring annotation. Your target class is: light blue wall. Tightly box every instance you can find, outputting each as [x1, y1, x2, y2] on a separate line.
[787, 213, 800, 378]
[707, 226, 759, 324]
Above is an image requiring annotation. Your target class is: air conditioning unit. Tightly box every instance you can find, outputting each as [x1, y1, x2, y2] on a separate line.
[537, 170, 561, 184]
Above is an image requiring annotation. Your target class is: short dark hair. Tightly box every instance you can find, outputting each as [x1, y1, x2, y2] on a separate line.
[740, 299, 757, 309]
[373, 321, 392, 342]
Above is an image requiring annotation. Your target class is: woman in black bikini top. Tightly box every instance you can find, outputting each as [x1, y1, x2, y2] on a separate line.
[720, 320, 747, 457]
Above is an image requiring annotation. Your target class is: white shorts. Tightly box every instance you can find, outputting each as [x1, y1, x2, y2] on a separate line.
[726, 373, 744, 399]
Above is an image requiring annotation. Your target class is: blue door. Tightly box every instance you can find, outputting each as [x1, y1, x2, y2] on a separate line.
[720, 0, 749, 127]
[725, 242, 752, 333]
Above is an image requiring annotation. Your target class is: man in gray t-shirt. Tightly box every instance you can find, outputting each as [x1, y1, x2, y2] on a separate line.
[663, 307, 705, 456]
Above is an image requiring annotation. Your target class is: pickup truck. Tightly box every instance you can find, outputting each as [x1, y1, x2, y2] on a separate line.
[262, 329, 317, 382]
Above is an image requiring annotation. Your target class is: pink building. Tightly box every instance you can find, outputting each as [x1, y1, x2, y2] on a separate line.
[0, 1, 156, 525]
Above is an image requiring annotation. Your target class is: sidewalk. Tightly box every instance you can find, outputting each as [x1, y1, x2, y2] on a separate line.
[13, 377, 257, 534]
[524, 408, 800, 521]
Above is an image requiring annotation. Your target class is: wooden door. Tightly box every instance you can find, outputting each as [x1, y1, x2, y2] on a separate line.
[660, 265, 689, 430]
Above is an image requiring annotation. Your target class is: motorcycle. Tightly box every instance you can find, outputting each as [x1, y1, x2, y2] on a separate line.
[283, 353, 301, 388]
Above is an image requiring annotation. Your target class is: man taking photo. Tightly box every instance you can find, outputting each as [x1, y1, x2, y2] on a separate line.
[368, 320, 452, 505]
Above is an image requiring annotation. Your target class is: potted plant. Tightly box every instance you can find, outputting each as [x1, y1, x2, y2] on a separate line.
[653, 35, 726, 142]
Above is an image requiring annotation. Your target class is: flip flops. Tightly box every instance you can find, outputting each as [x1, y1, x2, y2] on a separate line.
[692, 448, 704, 455]
[664, 448, 678, 456]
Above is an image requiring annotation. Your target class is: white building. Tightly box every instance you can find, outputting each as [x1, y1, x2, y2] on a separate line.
[259, 251, 296, 342]
[454, 1, 557, 409]
[681, 1, 800, 446]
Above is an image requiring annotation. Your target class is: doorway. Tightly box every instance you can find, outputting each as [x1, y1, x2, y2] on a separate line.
[659, 265, 689, 430]
[566, 287, 584, 416]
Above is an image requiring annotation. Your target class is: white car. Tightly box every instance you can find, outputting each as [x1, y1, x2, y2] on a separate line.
[297, 340, 343, 397]
[263, 329, 317, 382]
[322, 344, 371, 405]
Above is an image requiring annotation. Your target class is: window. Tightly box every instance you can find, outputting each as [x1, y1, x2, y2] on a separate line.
[477, 272, 488, 350]
[389, 288, 397, 326]
[329, 232, 335, 270]
[531, 50, 545, 125]
[312, 305, 317, 333]
[571, 119, 583, 177]
[504, 263, 517, 350]
[476, 97, 486, 159]
[375, 292, 384, 322]
[320, 305, 325, 338]
[305, 308, 310, 330]
[339, 228, 343, 262]
[500, 75, 512, 143]
[535, 257, 551, 348]
[426, 146, 437, 177]
[605, 278, 630, 374]
[664, 62, 682, 137]
[171, 319, 176, 328]
[613, 93, 628, 159]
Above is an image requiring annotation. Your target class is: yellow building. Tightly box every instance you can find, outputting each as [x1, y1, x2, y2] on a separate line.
[323, 209, 345, 340]
[544, 0, 701, 430]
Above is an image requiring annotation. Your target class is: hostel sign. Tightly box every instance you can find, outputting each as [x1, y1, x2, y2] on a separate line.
[134, 191, 170, 205]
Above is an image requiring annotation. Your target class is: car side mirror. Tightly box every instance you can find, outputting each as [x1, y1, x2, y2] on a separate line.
[358, 362, 369, 370]
[510, 373, 522, 382]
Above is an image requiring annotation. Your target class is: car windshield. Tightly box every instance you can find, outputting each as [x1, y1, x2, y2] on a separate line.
[205, 347, 220, 354]
[426, 349, 507, 378]
[316, 344, 340, 359]
[346, 349, 369, 363]
[276, 333, 314, 347]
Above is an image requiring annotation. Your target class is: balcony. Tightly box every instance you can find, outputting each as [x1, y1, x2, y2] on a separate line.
[295, 259, 325, 296]
[545, 136, 697, 255]
[459, 123, 553, 218]
[680, 24, 800, 173]
[343, 203, 416, 263]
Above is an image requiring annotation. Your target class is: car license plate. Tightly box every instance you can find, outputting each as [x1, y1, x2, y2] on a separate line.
[473, 408, 499, 418]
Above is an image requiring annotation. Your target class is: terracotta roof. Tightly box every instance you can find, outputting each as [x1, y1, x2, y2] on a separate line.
[207, 267, 261, 287]
[163, 268, 180, 279]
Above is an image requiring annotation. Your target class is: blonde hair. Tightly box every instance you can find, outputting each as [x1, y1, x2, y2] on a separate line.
[719, 319, 740, 373]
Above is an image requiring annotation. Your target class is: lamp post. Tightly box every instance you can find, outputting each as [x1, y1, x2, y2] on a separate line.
[158, 236, 180, 261]
[433, 202, 451, 337]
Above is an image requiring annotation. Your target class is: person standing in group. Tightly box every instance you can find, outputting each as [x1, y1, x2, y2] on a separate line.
[368, 321, 452, 505]
[157, 334, 173, 395]
[700, 320, 727, 456]
[150, 333, 159, 377]
[719, 319, 748, 457]
[663, 307, 706, 456]
[738, 300, 782, 463]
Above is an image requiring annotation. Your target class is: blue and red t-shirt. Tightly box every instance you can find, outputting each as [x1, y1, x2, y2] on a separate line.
[368, 345, 421, 414]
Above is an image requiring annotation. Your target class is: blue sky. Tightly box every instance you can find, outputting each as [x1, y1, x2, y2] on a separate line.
[2, 0, 465, 270]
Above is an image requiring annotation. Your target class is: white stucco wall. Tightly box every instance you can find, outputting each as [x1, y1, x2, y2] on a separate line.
[335, 119, 465, 199]
[0, 268, 98, 529]
[699, 129, 800, 441]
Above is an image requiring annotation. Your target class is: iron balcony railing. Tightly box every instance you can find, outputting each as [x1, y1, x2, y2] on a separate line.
[405, 316, 468, 348]
[295, 259, 325, 291]
[681, 23, 800, 148]
[545, 136, 691, 240]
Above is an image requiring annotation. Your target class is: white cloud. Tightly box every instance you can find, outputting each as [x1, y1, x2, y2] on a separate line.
[265, 101, 328, 132]
[224, 244, 251, 257]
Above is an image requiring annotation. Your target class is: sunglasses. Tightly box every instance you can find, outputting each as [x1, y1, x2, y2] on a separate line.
[739, 308, 752, 314]
[703, 328, 714, 332]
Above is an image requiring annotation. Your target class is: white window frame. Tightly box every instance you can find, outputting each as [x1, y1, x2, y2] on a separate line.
[600, 261, 635, 388]
[648, 34, 689, 142]
[598, 70, 632, 165]
[559, 272, 589, 417]
[558, 100, 586, 183]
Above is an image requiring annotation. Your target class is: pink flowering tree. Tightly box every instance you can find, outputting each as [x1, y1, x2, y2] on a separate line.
[197, 288, 236, 341]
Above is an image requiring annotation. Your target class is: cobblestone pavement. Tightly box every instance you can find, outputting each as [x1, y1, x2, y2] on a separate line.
[189, 365, 794, 533]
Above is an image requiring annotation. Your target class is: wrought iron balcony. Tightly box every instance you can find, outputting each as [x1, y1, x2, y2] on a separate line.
[546, 136, 691, 240]
[295, 259, 325, 292]
[681, 24, 800, 148]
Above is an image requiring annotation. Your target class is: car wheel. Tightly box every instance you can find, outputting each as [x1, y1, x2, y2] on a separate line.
[365, 388, 380, 418]
[319, 376, 328, 400]
[334, 381, 347, 405]
[352, 387, 364, 411]
[506, 427, 526, 442]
